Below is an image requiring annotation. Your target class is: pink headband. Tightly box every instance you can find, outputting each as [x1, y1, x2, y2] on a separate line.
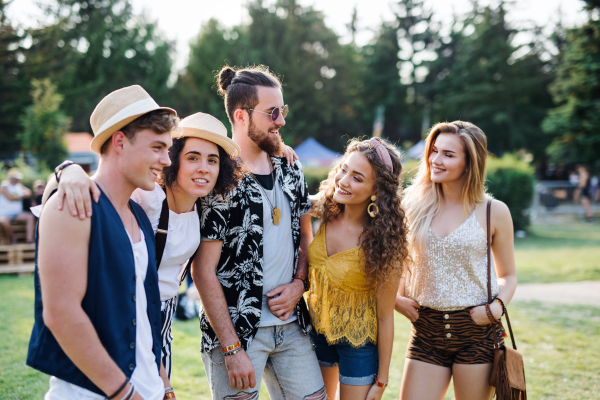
[369, 137, 393, 173]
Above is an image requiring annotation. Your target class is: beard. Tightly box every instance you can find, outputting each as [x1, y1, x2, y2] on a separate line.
[247, 116, 283, 155]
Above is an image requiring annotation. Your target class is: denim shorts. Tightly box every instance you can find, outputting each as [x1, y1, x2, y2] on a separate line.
[310, 330, 378, 386]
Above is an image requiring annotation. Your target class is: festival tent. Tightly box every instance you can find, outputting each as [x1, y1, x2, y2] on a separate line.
[293, 137, 340, 168]
[407, 140, 425, 159]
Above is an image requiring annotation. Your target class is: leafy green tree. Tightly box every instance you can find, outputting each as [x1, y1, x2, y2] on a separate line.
[19, 78, 69, 169]
[0, 0, 31, 155]
[173, 0, 363, 151]
[424, 2, 554, 158]
[29, 0, 174, 132]
[543, 0, 600, 169]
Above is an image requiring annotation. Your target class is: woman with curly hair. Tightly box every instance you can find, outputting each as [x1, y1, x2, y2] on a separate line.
[395, 121, 517, 400]
[44, 112, 244, 397]
[307, 137, 409, 400]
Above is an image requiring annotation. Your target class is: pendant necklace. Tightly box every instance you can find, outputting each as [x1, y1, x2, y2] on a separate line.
[244, 155, 281, 226]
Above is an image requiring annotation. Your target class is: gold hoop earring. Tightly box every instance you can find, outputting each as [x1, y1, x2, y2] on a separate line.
[368, 195, 379, 218]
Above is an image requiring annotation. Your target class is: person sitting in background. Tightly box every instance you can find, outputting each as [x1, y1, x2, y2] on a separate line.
[0, 168, 35, 243]
[33, 179, 46, 206]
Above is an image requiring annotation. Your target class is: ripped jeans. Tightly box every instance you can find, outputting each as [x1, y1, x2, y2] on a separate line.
[201, 322, 326, 400]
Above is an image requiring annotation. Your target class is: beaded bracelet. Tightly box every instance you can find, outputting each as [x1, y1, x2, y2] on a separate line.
[223, 347, 242, 357]
[374, 375, 388, 389]
[221, 340, 241, 354]
[484, 303, 497, 324]
[493, 298, 506, 316]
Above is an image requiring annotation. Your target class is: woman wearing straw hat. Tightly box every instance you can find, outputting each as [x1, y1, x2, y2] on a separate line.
[47, 112, 244, 397]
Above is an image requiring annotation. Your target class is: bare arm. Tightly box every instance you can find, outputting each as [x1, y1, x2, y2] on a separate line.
[1, 184, 23, 201]
[367, 272, 402, 400]
[21, 183, 32, 198]
[192, 240, 256, 390]
[38, 195, 140, 399]
[266, 213, 312, 320]
[394, 272, 420, 322]
[471, 200, 517, 324]
[42, 164, 101, 220]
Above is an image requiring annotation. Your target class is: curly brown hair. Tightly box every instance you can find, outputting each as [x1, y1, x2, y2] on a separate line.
[157, 136, 243, 197]
[313, 138, 410, 286]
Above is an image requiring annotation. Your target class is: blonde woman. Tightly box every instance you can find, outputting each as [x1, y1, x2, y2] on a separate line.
[395, 121, 518, 400]
[308, 138, 409, 400]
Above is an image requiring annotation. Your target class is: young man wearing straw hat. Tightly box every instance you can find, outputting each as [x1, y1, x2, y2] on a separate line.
[42, 111, 244, 399]
[27, 85, 178, 400]
[192, 66, 326, 400]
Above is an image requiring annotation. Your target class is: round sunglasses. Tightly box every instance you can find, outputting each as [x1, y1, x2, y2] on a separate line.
[243, 105, 289, 122]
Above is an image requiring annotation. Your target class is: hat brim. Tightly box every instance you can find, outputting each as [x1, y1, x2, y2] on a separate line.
[175, 127, 241, 158]
[90, 106, 176, 154]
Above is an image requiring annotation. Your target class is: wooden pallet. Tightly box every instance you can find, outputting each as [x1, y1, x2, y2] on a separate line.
[0, 263, 34, 274]
[0, 243, 36, 266]
[0, 220, 29, 244]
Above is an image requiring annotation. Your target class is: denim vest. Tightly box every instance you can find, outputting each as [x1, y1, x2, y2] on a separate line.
[26, 191, 162, 396]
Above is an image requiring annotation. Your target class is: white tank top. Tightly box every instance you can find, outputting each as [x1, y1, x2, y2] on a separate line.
[45, 228, 164, 400]
[0, 182, 24, 216]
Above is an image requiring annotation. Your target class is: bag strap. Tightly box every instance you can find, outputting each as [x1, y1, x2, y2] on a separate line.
[177, 198, 203, 285]
[486, 199, 518, 350]
[155, 187, 169, 270]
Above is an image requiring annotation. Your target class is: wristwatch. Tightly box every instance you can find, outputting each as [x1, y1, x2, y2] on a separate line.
[293, 274, 309, 292]
[54, 160, 74, 183]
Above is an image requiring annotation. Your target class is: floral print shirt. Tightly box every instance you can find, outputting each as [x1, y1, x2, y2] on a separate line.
[199, 156, 313, 352]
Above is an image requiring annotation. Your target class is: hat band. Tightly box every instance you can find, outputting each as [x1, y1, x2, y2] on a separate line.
[96, 97, 159, 135]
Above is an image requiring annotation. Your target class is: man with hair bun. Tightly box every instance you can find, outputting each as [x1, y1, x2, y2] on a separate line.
[192, 65, 326, 399]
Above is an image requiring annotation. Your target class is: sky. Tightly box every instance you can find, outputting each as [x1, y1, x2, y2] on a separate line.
[6, 0, 589, 72]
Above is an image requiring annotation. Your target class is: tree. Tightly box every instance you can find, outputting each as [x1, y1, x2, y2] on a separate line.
[0, 0, 31, 156]
[19, 78, 69, 169]
[29, 0, 175, 132]
[543, 0, 600, 169]
[424, 2, 554, 157]
[173, 0, 363, 151]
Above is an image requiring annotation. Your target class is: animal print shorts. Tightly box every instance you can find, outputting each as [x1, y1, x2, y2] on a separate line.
[405, 307, 504, 368]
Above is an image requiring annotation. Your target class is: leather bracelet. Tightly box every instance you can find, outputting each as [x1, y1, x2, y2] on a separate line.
[54, 160, 74, 183]
[118, 384, 135, 400]
[221, 340, 241, 354]
[106, 377, 129, 399]
[374, 375, 388, 389]
[485, 303, 497, 324]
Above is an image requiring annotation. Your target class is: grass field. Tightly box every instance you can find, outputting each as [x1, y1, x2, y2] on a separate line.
[1, 221, 599, 399]
[515, 222, 600, 283]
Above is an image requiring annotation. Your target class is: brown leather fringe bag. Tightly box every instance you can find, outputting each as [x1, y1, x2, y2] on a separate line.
[485, 200, 527, 400]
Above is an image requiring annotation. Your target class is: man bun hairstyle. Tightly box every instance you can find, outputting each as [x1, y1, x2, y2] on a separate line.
[215, 65, 281, 124]
[218, 67, 236, 93]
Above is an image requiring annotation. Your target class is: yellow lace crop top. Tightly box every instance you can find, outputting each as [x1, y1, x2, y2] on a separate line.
[307, 225, 377, 348]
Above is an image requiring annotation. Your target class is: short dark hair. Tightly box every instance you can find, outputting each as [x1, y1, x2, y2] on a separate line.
[157, 136, 243, 197]
[100, 109, 179, 154]
[216, 65, 281, 123]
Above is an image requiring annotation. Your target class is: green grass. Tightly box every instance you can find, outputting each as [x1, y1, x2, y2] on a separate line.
[1, 222, 599, 399]
[515, 222, 600, 283]
[1, 274, 599, 399]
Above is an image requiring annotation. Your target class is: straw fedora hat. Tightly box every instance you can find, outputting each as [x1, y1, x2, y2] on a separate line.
[177, 112, 240, 157]
[7, 168, 23, 180]
[89, 85, 176, 154]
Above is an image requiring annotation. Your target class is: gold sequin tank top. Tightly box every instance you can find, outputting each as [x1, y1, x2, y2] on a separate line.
[307, 225, 377, 348]
[405, 212, 499, 311]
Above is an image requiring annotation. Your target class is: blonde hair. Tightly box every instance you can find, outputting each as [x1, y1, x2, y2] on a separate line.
[404, 121, 488, 256]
